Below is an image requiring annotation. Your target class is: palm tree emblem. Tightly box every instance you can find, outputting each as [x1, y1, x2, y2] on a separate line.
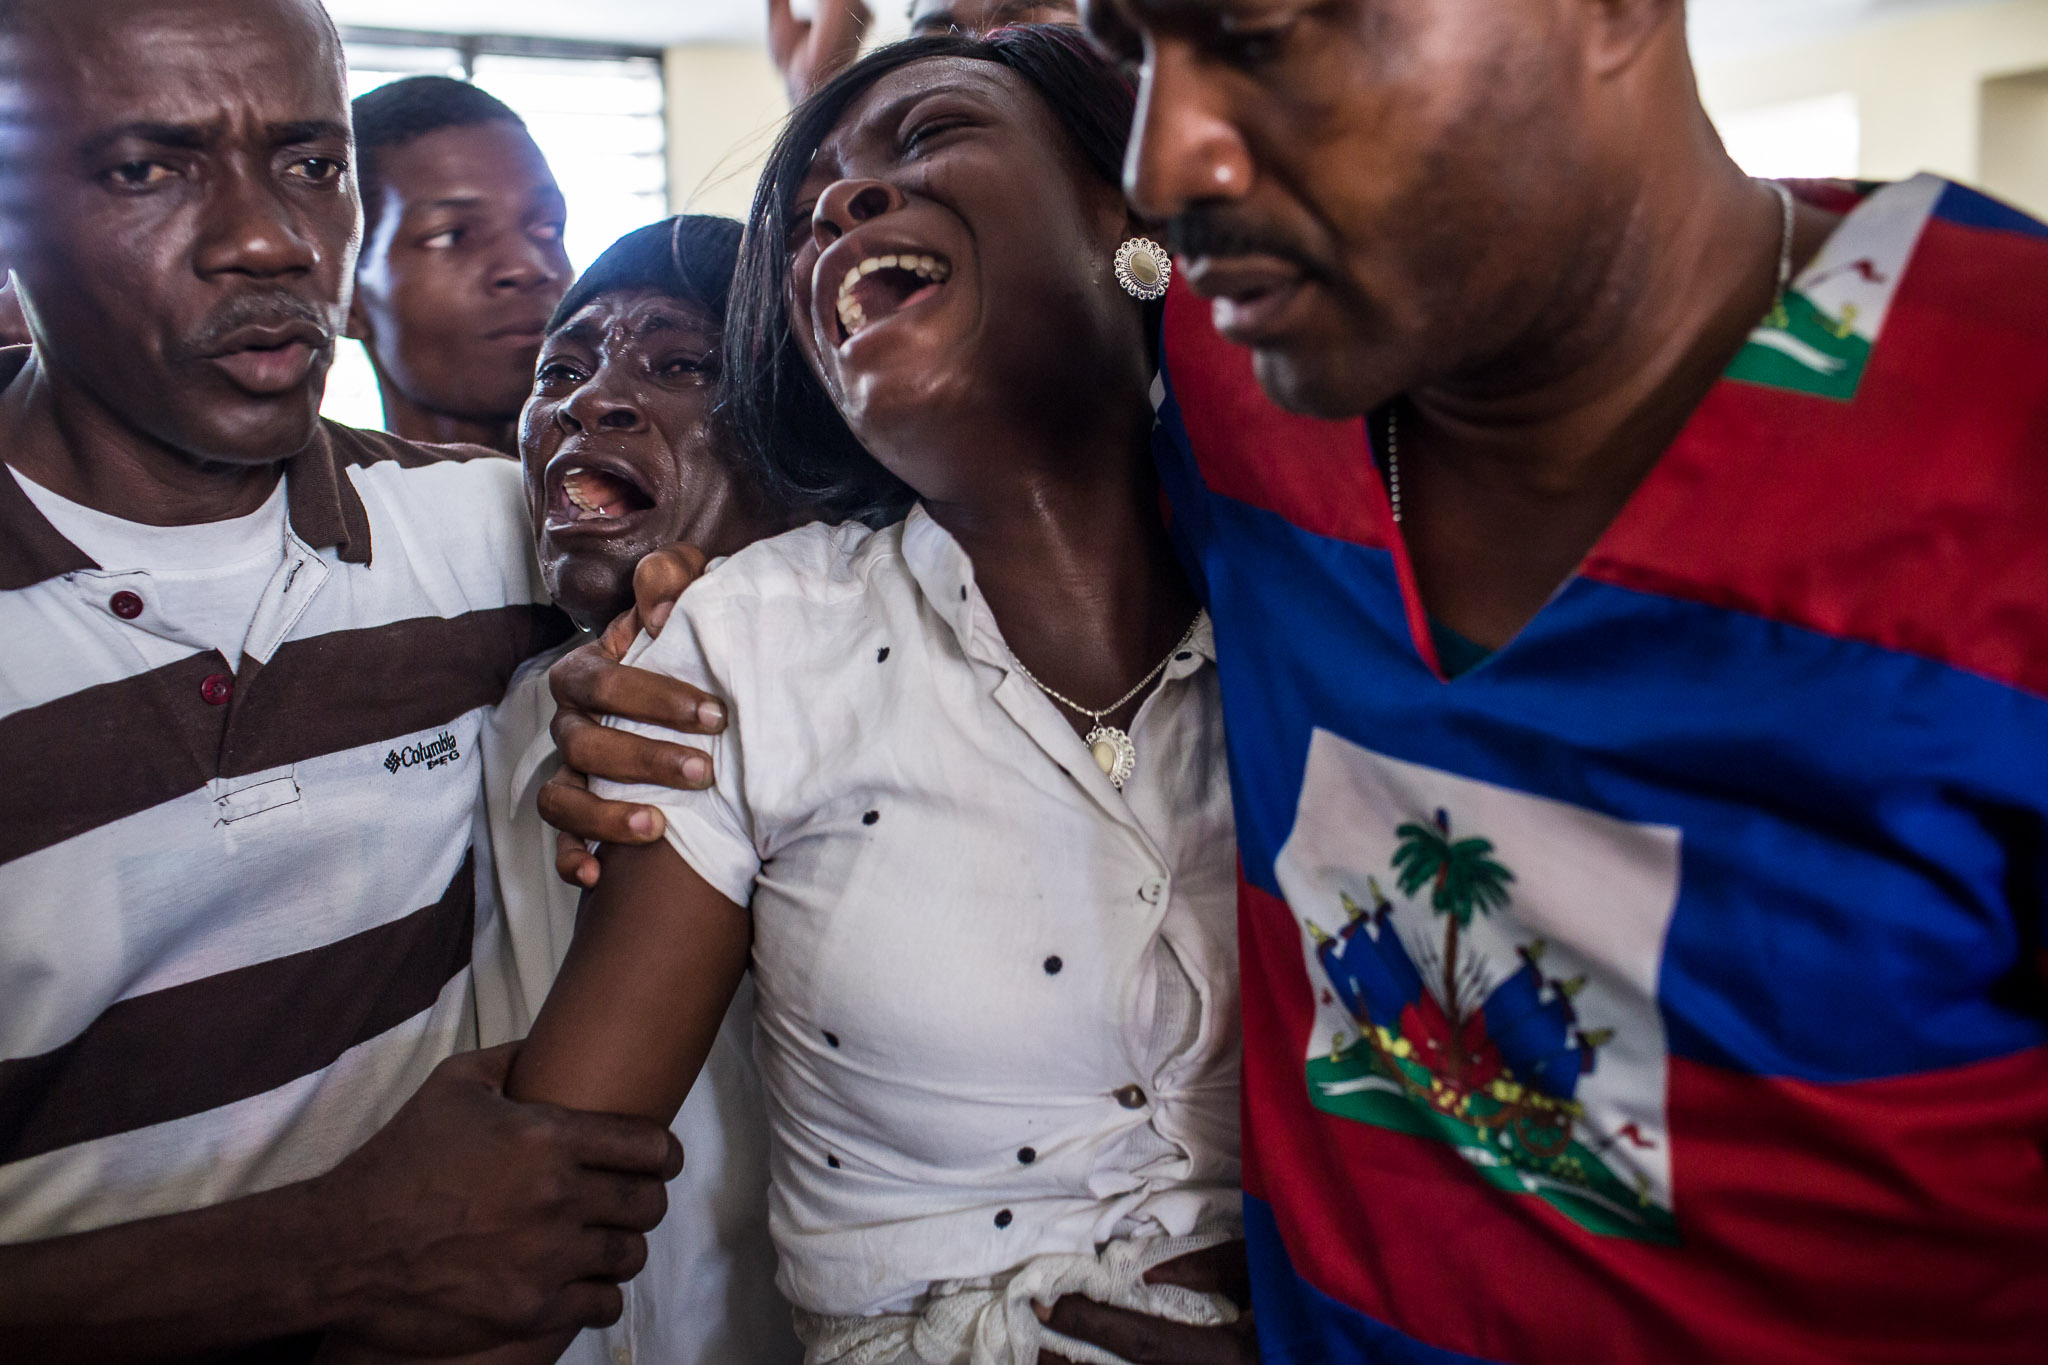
[1391, 808, 1514, 1021]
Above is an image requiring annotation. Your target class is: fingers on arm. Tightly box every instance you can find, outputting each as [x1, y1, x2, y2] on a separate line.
[550, 1106, 685, 1181]
[548, 645, 724, 737]
[569, 1168, 673, 1234]
[537, 768, 668, 863]
[566, 1227, 649, 1286]
[554, 826, 601, 889]
[548, 1280, 626, 1333]
[631, 545, 707, 637]
[553, 714, 713, 793]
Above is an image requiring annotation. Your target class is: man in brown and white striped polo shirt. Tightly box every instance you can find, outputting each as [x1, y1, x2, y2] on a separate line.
[0, 0, 687, 1358]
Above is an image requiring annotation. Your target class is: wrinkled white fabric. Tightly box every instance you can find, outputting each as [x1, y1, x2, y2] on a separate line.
[794, 1221, 1241, 1365]
[591, 509, 1241, 1317]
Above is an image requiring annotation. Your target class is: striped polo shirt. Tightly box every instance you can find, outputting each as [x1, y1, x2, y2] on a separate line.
[0, 350, 569, 1241]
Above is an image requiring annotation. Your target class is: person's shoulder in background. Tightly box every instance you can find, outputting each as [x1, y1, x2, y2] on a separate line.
[321, 416, 510, 469]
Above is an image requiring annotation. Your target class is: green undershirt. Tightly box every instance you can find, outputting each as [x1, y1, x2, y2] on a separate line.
[1428, 617, 1495, 680]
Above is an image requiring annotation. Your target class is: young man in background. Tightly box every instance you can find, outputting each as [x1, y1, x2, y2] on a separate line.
[347, 76, 569, 454]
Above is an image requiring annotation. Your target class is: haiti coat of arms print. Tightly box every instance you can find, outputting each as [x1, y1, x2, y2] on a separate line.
[1275, 734, 1683, 1244]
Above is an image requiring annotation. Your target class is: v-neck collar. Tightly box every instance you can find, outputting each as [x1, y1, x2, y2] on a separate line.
[1375, 176, 1941, 683]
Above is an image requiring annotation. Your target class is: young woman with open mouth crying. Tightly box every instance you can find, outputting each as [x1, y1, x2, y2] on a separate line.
[507, 28, 1253, 1365]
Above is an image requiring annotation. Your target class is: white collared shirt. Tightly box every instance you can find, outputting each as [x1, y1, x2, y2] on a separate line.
[593, 505, 1242, 1319]
[8, 466, 287, 667]
[478, 648, 800, 1365]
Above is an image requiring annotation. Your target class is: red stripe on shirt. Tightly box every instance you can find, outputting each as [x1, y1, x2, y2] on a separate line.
[1239, 876, 2048, 1365]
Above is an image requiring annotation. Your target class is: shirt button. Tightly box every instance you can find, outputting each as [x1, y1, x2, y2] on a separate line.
[612, 1346, 631, 1365]
[1138, 877, 1167, 905]
[200, 673, 234, 706]
[1114, 1084, 1148, 1109]
[109, 590, 144, 619]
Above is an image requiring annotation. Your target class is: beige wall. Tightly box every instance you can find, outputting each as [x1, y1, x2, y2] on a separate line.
[1696, 0, 2048, 212]
[662, 43, 790, 220]
[663, 5, 913, 223]
[667, 4, 2048, 220]
[1981, 68, 2048, 211]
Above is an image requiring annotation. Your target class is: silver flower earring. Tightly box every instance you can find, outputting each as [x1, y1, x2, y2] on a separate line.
[1114, 237, 1171, 300]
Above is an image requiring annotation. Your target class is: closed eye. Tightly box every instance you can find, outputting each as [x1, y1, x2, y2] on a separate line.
[660, 353, 714, 380]
[1211, 15, 1296, 70]
[901, 117, 971, 157]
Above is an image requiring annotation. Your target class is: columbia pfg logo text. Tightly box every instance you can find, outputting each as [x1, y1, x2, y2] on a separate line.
[385, 731, 460, 774]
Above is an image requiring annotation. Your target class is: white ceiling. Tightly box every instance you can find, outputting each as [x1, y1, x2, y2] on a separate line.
[327, 0, 808, 48]
[322, 0, 1992, 58]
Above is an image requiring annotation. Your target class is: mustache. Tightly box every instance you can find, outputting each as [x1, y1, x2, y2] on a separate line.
[181, 290, 336, 359]
[1164, 210, 1322, 276]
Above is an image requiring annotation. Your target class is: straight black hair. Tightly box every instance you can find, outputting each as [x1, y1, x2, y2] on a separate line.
[350, 76, 525, 234]
[721, 26, 1136, 528]
[547, 214, 744, 337]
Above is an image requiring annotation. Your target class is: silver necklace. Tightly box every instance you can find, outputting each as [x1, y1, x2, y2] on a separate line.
[1010, 612, 1204, 789]
[1383, 179, 1798, 526]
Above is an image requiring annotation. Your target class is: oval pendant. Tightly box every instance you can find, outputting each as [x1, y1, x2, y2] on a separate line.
[1085, 724, 1137, 789]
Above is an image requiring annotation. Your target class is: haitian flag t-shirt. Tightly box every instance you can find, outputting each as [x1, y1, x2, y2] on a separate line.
[1152, 175, 2048, 1363]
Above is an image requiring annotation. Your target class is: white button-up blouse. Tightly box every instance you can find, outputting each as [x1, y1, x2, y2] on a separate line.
[592, 506, 1241, 1319]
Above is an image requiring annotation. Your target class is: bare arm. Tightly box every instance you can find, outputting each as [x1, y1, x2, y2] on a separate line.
[511, 838, 753, 1130]
[767, 0, 872, 103]
[0, 1046, 681, 1364]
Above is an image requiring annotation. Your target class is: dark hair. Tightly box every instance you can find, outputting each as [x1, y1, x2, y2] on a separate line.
[351, 76, 525, 234]
[722, 26, 1134, 527]
[548, 215, 744, 336]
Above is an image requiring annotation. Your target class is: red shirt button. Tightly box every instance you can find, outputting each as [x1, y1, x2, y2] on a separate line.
[200, 673, 234, 706]
[110, 591, 144, 619]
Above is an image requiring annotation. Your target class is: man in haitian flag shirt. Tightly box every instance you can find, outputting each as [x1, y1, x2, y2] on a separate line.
[1090, 0, 2048, 1359]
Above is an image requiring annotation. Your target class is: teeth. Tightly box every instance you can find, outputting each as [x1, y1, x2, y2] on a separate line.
[834, 254, 951, 297]
[562, 467, 600, 513]
[837, 294, 866, 335]
[833, 251, 952, 340]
